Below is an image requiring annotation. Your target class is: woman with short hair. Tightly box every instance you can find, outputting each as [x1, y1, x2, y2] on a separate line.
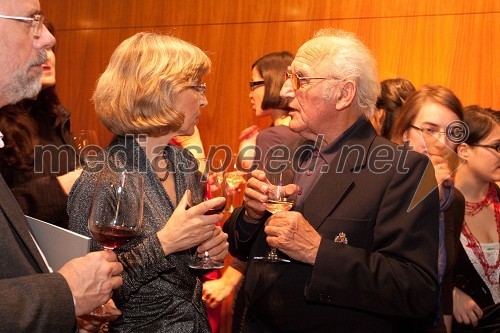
[68, 32, 228, 332]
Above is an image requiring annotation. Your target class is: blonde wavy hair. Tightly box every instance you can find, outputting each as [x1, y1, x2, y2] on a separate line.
[93, 32, 211, 136]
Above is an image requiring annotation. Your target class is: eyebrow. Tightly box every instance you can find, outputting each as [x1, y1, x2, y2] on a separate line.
[419, 122, 443, 128]
[24, 9, 42, 17]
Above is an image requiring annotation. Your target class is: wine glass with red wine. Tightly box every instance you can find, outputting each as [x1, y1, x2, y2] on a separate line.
[188, 157, 227, 271]
[87, 169, 144, 315]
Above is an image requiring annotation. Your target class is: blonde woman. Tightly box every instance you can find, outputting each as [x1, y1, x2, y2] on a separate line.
[68, 33, 228, 332]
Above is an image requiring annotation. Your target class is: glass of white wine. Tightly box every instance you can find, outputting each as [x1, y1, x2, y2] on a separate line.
[254, 155, 296, 263]
[224, 154, 247, 213]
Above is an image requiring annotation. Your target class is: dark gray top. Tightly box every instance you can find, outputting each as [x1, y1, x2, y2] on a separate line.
[68, 135, 210, 333]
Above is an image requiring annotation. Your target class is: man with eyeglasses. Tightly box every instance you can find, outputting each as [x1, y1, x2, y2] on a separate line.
[0, 1, 123, 332]
[224, 29, 440, 332]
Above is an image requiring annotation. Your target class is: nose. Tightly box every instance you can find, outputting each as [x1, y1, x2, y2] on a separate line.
[35, 24, 55, 51]
[430, 134, 447, 152]
[200, 95, 208, 108]
[280, 78, 295, 99]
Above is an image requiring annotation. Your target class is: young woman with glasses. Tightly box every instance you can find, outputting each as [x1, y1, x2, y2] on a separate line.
[391, 84, 466, 333]
[203, 51, 301, 333]
[452, 106, 500, 332]
[238, 51, 301, 170]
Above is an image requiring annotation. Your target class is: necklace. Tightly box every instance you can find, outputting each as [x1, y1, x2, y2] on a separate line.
[465, 184, 496, 216]
[157, 152, 171, 182]
[462, 183, 500, 285]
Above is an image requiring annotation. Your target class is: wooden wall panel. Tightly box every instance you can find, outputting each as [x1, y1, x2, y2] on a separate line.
[39, 1, 499, 331]
[43, 4, 499, 150]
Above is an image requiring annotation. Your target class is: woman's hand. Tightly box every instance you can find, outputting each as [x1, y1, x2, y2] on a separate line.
[76, 300, 121, 333]
[429, 154, 453, 201]
[202, 266, 244, 308]
[243, 170, 269, 221]
[157, 191, 226, 255]
[195, 226, 229, 262]
[453, 287, 483, 327]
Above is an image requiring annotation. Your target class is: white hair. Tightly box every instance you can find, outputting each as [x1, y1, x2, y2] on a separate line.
[312, 29, 380, 118]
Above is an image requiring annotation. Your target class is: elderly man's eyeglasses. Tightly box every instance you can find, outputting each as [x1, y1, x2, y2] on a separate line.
[190, 83, 206, 95]
[470, 143, 500, 153]
[284, 72, 330, 90]
[249, 81, 264, 91]
[0, 14, 44, 38]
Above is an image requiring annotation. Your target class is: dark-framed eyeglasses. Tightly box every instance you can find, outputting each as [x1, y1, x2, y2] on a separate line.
[190, 83, 206, 95]
[284, 72, 330, 90]
[470, 143, 500, 153]
[249, 81, 264, 91]
[0, 14, 44, 38]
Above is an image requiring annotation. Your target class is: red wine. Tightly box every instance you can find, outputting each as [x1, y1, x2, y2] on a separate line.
[188, 266, 214, 275]
[201, 199, 226, 215]
[90, 225, 137, 249]
[204, 206, 224, 215]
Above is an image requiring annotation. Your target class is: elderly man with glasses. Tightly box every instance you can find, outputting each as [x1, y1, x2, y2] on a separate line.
[0, 1, 123, 332]
[224, 29, 441, 332]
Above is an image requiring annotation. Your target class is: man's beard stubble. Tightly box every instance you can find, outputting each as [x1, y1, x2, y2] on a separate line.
[0, 51, 46, 106]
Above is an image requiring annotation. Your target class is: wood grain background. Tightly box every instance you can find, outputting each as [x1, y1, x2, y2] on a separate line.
[40, 1, 499, 331]
[41, 0, 499, 151]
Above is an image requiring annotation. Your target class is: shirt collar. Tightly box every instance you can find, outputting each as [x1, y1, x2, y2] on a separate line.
[311, 116, 368, 165]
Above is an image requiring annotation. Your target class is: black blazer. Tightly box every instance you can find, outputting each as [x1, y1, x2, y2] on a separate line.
[0, 175, 75, 332]
[225, 120, 440, 333]
[441, 188, 466, 315]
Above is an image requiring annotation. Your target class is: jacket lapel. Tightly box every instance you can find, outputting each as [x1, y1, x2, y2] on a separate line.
[302, 120, 376, 229]
[246, 120, 378, 306]
[0, 175, 48, 272]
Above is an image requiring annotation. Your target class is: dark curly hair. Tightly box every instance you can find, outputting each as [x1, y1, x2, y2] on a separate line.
[0, 20, 65, 170]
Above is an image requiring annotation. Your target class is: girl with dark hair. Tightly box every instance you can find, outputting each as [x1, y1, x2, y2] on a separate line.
[239, 51, 301, 169]
[0, 21, 80, 228]
[204, 51, 301, 333]
[453, 106, 500, 332]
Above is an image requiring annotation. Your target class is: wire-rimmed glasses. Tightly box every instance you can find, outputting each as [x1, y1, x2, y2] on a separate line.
[284, 72, 328, 90]
[190, 83, 207, 95]
[0, 14, 44, 37]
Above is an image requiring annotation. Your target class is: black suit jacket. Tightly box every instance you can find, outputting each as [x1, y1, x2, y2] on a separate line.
[225, 120, 440, 333]
[0, 175, 75, 332]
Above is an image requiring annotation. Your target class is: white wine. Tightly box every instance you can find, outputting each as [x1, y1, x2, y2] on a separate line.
[264, 200, 293, 214]
[226, 172, 246, 189]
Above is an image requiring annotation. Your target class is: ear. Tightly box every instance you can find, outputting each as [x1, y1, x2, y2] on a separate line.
[402, 129, 409, 143]
[336, 81, 356, 111]
[456, 143, 470, 160]
[373, 108, 385, 126]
